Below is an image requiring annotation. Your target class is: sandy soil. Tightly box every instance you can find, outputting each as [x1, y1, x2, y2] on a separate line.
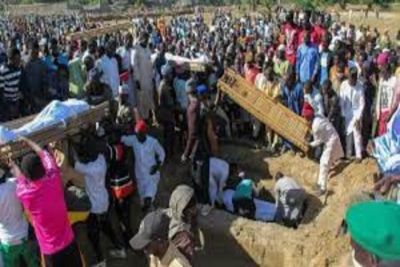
[72, 141, 377, 267]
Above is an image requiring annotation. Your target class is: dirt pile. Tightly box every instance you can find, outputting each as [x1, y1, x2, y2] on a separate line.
[197, 145, 378, 267]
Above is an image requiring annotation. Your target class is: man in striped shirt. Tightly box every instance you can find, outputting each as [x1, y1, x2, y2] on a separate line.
[0, 48, 22, 122]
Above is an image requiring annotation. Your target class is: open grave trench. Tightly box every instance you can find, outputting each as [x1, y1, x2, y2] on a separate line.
[74, 142, 377, 267]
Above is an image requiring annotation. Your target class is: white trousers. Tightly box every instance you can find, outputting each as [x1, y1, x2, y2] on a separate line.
[346, 129, 363, 159]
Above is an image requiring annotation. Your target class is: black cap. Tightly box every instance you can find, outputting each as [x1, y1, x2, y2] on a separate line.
[129, 210, 170, 250]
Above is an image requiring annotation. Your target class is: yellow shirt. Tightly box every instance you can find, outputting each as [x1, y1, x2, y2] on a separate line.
[263, 82, 280, 100]
[396, 67, 400, 78]
[150, 244, 192, 267]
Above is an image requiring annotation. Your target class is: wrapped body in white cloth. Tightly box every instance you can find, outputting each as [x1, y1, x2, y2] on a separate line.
[222, 189, 277, 222]
[0, 100, 90, 143]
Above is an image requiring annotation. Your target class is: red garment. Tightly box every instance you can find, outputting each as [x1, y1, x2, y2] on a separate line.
[283, 23, 299, 66]
[298, 27, 319, 46]
[378, 110, 390, 136]
[313, 25, 326, 46]
[245, 66, 260, 85]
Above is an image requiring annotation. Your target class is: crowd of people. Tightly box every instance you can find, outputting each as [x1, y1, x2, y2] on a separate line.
[0, 6, 400, 267]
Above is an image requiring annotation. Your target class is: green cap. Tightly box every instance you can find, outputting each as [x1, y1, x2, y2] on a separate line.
[346, 201, 400, 261]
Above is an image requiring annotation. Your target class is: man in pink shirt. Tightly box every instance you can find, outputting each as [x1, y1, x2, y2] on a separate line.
[9, 137, 84, 267]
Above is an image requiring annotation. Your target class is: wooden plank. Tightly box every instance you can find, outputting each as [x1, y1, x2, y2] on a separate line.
[67, 22, 132, 41]
[0, 102, 109, 163]
[217, 69, 310, 152]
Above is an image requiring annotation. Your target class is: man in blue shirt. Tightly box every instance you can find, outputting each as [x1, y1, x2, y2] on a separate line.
[296, 31, 319, 84]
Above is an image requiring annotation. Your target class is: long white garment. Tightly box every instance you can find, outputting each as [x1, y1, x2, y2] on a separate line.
[75, 155, 109, 214]
[0, 179, 29, 244]
[96, 55, 120, 97]
[223, 189, 276, 222]
[121, 135, 165, 201]
[208, 157, 230, 205]
[310, 115, 344, 190]
[132, 45, 155, 120]
[339, 80, 365, 135]
[118, 46, 136, 106]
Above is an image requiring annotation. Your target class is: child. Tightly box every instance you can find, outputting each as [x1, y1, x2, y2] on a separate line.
[11, 136, 83, 267]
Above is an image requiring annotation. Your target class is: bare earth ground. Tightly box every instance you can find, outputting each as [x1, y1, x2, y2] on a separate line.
[73, 141, 377, 267]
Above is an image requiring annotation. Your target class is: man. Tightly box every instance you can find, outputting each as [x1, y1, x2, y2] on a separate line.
[168, 185, 198, 264]
[182, 80, 200, 163]
[68, 53, 86, 99]
[319, 34, 333, 86]
[274, 44, 290, 79]
[208, 157, 230, 207]
[0, 47, 22, 122]
[254, 65, 280, 150]
[158, 63, 176, 159]
[83, 39, 97, 62]
[97, 40, 120, 98]
[21, 40, 48, 114]
[71, 137, 127, 266]
[0, 167, 38, 267]
[339, 67, 365, 162]
[11, 137, 83, 267]
[133, 32, 155, 120]
[130, 210, 192, 267]
[281, 70, 304, 153]
[345, 201, 400, 267]
[296, 31, 319, 84]
[121, 120, 165, 213]
[376, 52, 397, 136]
[274, 172, 307, 229]
[303, 81, 324, 116]
[303, 102, 344, 196]
[117, 33, 136, 107]
[321, 80, 342, 136]
[283, 11, 299, 66]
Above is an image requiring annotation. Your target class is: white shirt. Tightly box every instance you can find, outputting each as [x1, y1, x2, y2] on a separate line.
[96, 55, 120, 97]
[274, 177, 302, 195]
[209, 157, 230, 205]
[339, 80, 365, 134]
[0, 179, 29, 244]
[254, 73, 267, 91]
[304, 88, 325, 115]
[75, 155, 109, 214]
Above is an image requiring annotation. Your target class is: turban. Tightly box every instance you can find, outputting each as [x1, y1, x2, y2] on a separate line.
[302, 102, 315, 120]
[135, 120, 147, 134]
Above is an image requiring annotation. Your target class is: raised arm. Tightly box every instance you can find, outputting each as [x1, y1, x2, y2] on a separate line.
[19, 136, 43, 154]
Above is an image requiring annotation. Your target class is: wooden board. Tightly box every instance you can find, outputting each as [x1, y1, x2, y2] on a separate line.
[0, 102, 109, 163]
[217, 69, 310, 152]
[67, 22, 132, 41]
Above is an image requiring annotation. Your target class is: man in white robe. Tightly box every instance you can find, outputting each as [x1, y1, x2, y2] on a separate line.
[303, 102, 344, 196]
[117, 33, 136, 107]
[96, 40, 120, 98]
[132, 32, 155, 120]
[121, 120, 165, 213]
[339, 67, 365, 162]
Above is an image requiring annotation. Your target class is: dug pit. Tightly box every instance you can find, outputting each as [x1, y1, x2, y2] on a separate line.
[78, 143, 377, 267]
